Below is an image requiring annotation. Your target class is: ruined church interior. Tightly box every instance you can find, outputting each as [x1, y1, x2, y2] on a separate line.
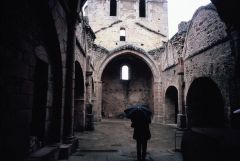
[0, 0, 240, 161]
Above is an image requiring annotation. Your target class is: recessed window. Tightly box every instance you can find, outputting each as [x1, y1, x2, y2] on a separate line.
[110, 0, 117, 16]
[120, 28, 126, 41]
[121, 65, 129, 80]
[139, 0, 146, 17]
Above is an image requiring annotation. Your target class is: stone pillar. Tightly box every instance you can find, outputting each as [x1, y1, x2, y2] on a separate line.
[94, 80, 102, 121]
[177, 57, 187, 128]
[86, 71, 93, 103]
[74, 97, 85, 131]
[85, 71, 94, 130]
[63, 27, 76, 141]
[62, 0, 79, 142]
[153, 81, 163, 123]
[85, 103, 94, 130]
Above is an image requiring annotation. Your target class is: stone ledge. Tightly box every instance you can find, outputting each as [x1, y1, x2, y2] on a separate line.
[58, 138, 78, 160]
[27, 146, 59, 161]
[58, 144, 72, 160]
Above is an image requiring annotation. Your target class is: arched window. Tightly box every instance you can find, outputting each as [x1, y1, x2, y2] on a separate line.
[121, 65, 129, 80]
[139, 0, 146, 17]
[110, 0, 117, 16]
[120, 28, 126, 41]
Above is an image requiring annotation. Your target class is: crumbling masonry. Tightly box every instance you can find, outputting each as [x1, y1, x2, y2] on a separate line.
[0, 0, 240, 161]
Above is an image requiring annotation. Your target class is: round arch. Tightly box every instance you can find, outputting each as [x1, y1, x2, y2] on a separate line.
[165, 86, 178, 124]
[74, 61, 85, 132]
[93, 46, 161, 121]
[75, 61, 85, 98]
[97, 49, 160, 82]
[186, 77, 225, 128]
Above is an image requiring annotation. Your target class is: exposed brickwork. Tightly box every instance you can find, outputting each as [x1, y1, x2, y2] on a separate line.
[1, 1, 240, 161]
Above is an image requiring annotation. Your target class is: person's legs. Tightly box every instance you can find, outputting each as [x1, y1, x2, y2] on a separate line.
[136, 139, 141, 161]
[142, 140, 148, 161]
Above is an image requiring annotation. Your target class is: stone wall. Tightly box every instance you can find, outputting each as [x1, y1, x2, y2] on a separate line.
[75, 14, 96, 131]
[101, 54, 154, 118]
[87, 0, 168, 50]
[1, 1, 240, 161]
[0, 0, 93, 160]
[141, 3, 236, 126]
[0, 1, 64, 160]
[183, 4, 233, 126]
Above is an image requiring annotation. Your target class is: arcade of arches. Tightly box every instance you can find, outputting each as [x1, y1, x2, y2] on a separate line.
[0, 0, 240, 161]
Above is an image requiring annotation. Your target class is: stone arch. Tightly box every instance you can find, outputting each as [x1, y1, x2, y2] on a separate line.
[97, 48, 160, 82]
[165, 86, 178, 124]
[95, 48, 160, 119]
[186, 77, 225, 128]
[101, 54, 154, 118]
[74, 61, 85, 132]
[74, 61, 84, 100]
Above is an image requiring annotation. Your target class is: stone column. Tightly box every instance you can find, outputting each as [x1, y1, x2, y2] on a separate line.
[86, 71, 93, 102]
[177, 57, 187, 128]
[63, 26, 76, 141]
[74, 97, 85, 131]
[94, 80, 102, 121]
[153, 81, 163, 123]
[62, 0, 80, 142]
[85, 55, 93, 103]
[85, 71, 94, 130]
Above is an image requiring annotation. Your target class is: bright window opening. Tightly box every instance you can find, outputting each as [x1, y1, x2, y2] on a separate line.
[121, 65, 129, 80]
[120, 28, 126, 41]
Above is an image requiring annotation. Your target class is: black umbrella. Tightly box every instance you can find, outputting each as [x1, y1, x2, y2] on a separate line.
[124, 103, 152, 121]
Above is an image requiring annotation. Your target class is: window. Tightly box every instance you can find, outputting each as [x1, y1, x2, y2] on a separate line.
[110, 0, 117, 16]
[139, 0, 146, 17]
[120, 28, 126, 41]
[121, 65, 129, 80]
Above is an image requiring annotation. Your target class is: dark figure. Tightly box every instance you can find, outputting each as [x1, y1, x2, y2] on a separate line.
[131, 111, 151, 161]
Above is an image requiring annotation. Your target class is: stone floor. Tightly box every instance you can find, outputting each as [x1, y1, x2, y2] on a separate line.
[67, 119, 183, 161]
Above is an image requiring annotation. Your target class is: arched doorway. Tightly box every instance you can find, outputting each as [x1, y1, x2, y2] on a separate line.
[165, 86, 178, 124]
[186, 77, 224, 128]
[101, 54, 154, 118]
[74, 62, 85, 131]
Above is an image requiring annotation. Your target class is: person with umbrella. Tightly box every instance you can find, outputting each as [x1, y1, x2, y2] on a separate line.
[124, 103, 152, 161]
